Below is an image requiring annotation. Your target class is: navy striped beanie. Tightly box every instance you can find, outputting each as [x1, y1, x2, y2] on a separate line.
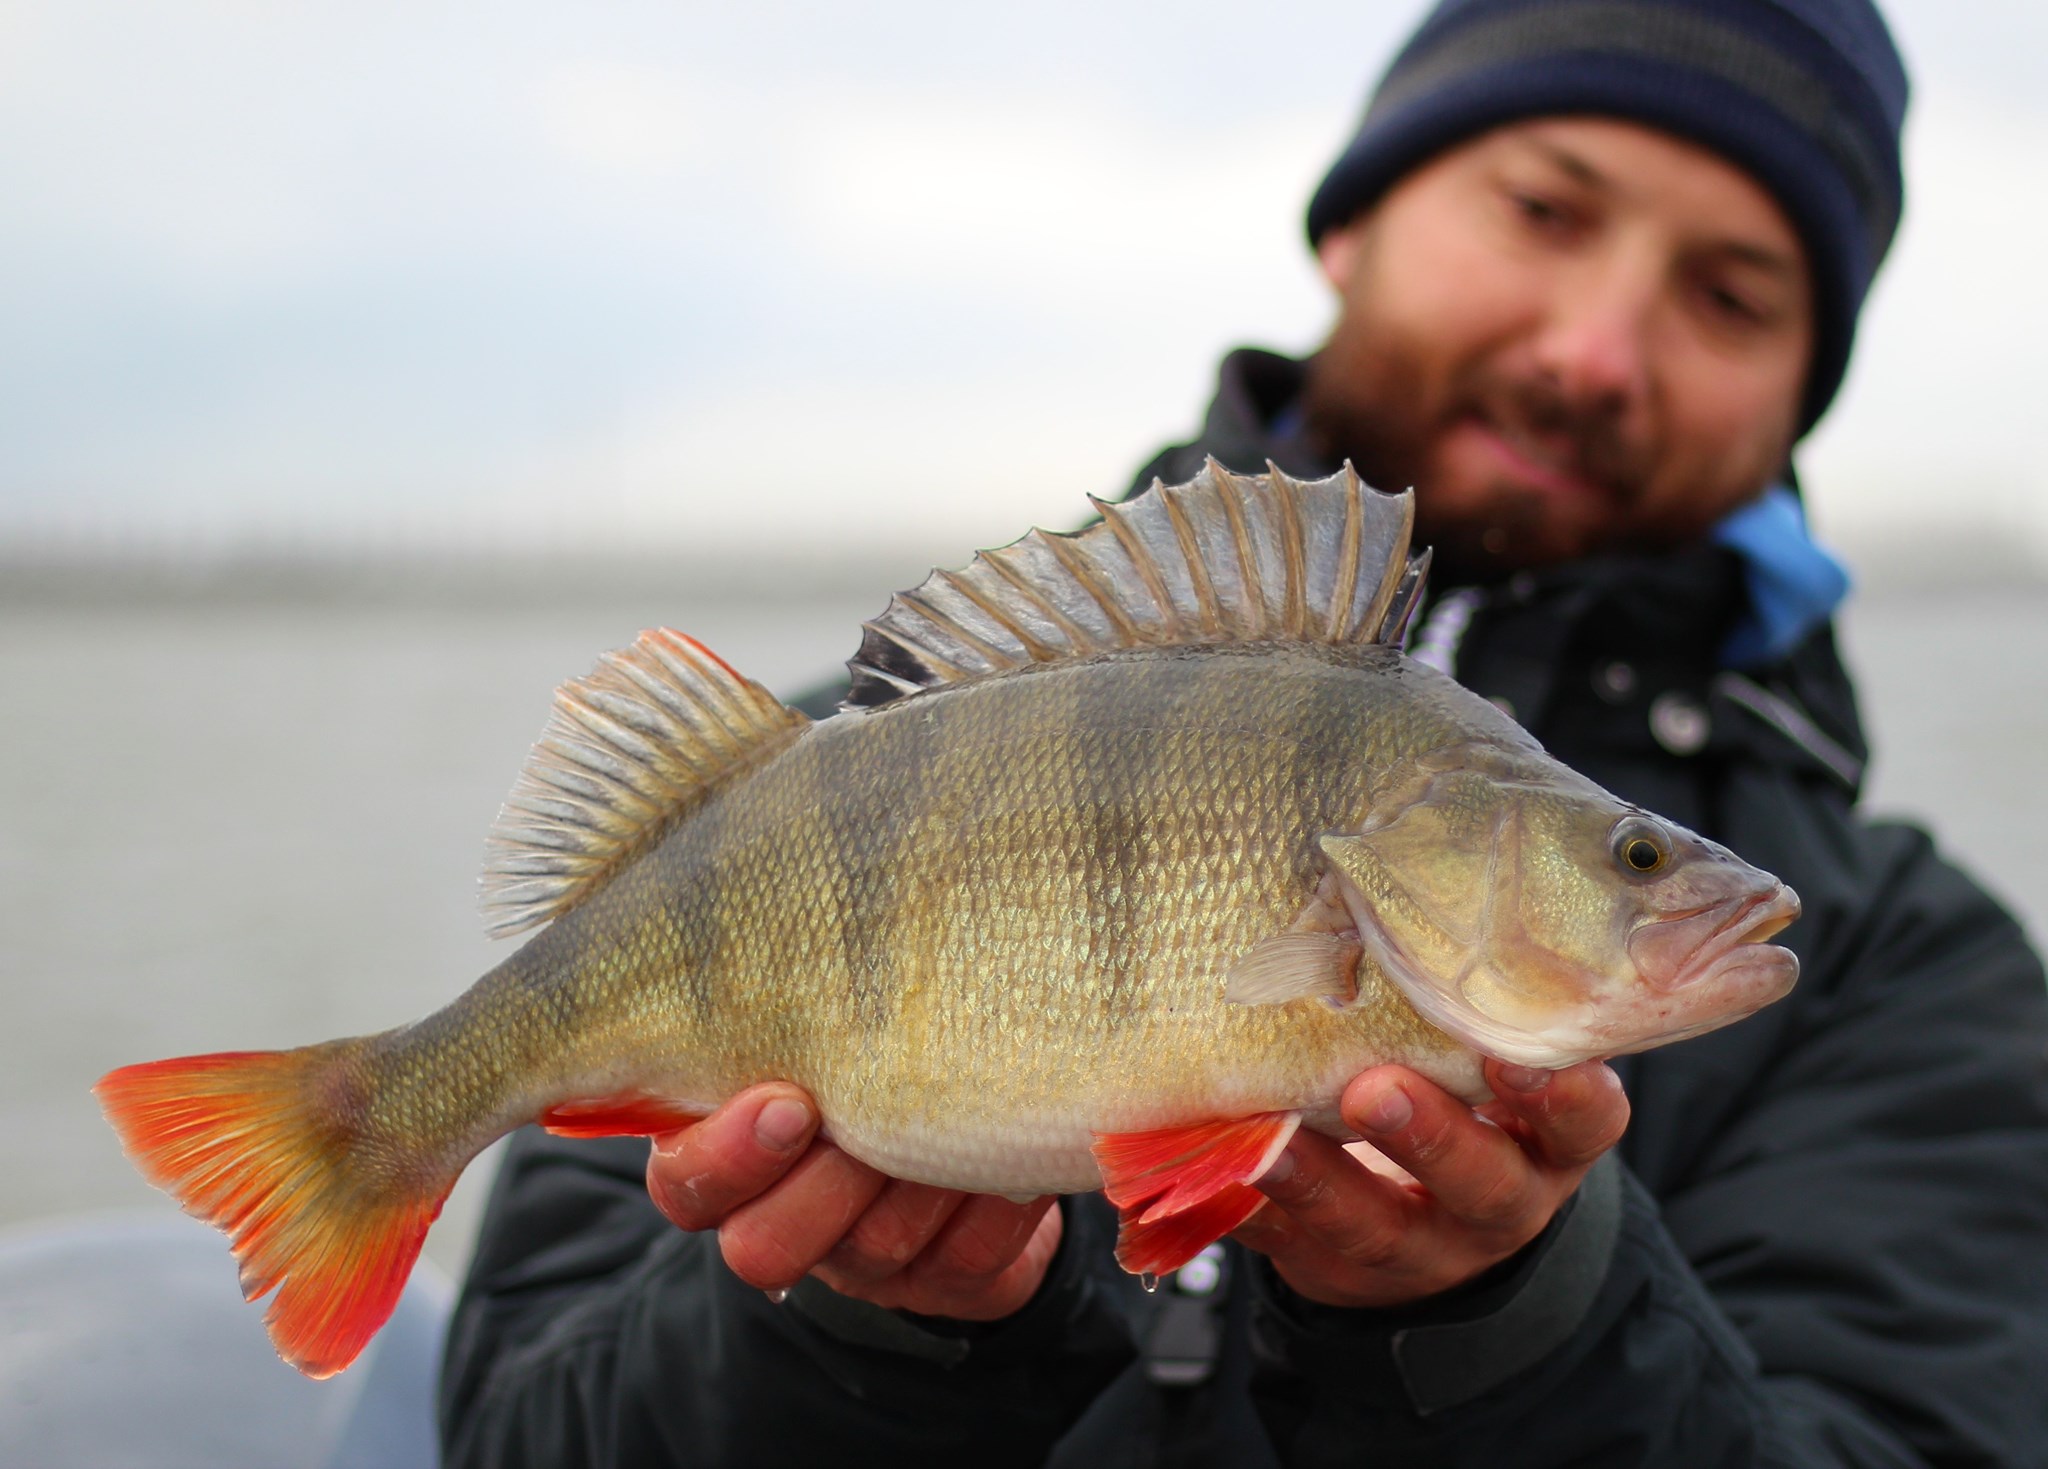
[1307, 0, 1908, 434]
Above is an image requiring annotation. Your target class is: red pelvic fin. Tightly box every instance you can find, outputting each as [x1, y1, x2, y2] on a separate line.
[1115, 1182, 1270, 1277]
[1092, 1111, 1301, 1276]
[94, 1045, 448, 1380]
[540, 1092, 706, 1138]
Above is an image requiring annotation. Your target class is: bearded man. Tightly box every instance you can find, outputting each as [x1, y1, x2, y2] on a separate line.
[440, 2, 2048, 1464]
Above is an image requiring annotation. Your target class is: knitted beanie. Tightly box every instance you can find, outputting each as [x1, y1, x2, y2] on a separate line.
[1306, 0, 1908, 433]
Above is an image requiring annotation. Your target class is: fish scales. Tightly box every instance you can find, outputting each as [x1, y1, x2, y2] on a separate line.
[423, 643, 1461, 1195]
[97, 461, 1803, 1377]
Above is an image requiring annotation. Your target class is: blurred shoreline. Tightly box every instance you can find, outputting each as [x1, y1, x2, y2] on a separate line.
[5, 525, 2044, 609]
[0, 547, 931, 610]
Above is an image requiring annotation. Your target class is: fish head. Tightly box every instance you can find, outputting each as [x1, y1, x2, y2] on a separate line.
[1320, 742, 1799, 1069]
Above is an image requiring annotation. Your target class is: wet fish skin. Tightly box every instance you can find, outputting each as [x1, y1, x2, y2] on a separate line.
[95, 462, 1799, 1377]
[467, 642, 1488, 1191]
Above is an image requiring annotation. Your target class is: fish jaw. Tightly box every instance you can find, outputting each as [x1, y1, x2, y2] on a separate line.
[1626, 883, 1801, 993]
[1329, 861, 1802, 1071]
[1598, 882, 1802, 1054]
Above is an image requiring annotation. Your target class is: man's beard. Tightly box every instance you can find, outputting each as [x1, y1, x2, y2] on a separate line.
[1301, 315, 1655, 584]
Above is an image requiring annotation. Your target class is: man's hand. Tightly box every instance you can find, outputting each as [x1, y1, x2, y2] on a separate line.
[1236, 1059, 1628, 1309]
[645, 1082, 1061, 1321]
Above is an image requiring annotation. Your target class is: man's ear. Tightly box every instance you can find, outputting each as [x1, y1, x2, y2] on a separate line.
[1315, 217, 1369, 293]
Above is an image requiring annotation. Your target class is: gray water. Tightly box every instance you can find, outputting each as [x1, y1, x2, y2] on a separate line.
[3, 580, 2043, 1283]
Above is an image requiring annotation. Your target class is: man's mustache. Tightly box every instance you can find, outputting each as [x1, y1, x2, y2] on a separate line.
[1457, 373, 1652, 505]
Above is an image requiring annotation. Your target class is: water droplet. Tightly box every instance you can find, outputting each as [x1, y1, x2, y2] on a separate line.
[1139, 1273, 1160, 1294]
[763, 1287, 789, 1305]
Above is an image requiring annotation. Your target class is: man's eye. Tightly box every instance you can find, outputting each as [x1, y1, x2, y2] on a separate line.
[1511, 190, 1565, 226]
[1701, 282, 1767, 326]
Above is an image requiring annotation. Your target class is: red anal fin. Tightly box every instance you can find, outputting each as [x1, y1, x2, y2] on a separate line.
[540, 1093, 706, 1138]
[1091, 1111, 1300, 1276]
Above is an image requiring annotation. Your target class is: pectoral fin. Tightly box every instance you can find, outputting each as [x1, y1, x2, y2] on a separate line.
[1224, 869, 1364, 1006]
[1092, 1111, 1300, 1276]
[1223, 932, 1362, 1006]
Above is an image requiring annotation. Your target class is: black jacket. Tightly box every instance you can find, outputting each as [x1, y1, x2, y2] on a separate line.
[440, 349, 2048, 1468]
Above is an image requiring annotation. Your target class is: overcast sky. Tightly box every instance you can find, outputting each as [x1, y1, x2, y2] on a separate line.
[2, 0, 2043, 569]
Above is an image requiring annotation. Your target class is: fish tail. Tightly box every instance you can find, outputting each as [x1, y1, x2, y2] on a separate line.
[94, 1038, 452, 1379]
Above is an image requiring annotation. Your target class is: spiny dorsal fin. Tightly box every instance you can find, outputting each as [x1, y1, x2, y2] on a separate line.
[846, 459, 1421, 708]
[481, 629, 809, 938]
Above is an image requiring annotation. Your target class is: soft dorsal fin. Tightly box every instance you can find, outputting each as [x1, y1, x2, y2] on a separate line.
[480, 629, 809, 938]
[846, 459, 1426, 708]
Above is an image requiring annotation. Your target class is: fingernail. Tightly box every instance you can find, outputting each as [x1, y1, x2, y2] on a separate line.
[1257, 1147, 1297, 1189]
[1363, 1085, 1413, 1134]
[754, 1096, 813, 1152]
[1499, 1064, 1551, 1094]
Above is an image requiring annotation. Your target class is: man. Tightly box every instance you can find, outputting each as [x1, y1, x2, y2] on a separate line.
[440, 1, 2048, 1463]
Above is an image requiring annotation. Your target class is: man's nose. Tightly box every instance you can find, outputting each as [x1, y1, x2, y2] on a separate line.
[1531, 267, 1656, 415]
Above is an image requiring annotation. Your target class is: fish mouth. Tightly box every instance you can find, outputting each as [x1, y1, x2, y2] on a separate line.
[1629, 882, 1802, 996]
[1593, 882, 1801, 1057]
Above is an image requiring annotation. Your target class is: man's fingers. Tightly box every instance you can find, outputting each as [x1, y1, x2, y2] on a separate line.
[1238, 1065, 1634, 1310]
[824, 1180, 965, 1286]
[646, 1083, 818, 1231]
[923, 1193, 1058, 1283]
[717, 1142, 888, 1291]
[1485, 1059, 1631, 1171]
[1249, 1127, 1414, 1263]
[907, 1195, 1063, 1320]
[1338, 1066, 1541, 1229]
[815, 1194, 1063, 1320]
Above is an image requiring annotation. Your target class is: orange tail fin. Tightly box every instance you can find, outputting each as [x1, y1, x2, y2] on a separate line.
[93, 1044, 450, 1379]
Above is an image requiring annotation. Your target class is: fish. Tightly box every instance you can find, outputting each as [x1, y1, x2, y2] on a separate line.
[95, 460, 1801, 1378]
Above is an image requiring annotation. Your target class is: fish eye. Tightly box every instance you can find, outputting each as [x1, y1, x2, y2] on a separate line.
[1612, 817, 1670, 876]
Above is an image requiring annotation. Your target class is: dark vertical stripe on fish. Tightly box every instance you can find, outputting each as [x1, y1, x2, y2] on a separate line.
[819, 705, 918, 1031]
[1071, 670, 1145, 1023]
[1289, 655, 1372, 881]
[1067, 657, 1202, 1024]
[669, 774, 731, 1020]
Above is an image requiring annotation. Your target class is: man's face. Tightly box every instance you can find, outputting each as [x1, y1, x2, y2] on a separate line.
[1306, 118, 1814, 579]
